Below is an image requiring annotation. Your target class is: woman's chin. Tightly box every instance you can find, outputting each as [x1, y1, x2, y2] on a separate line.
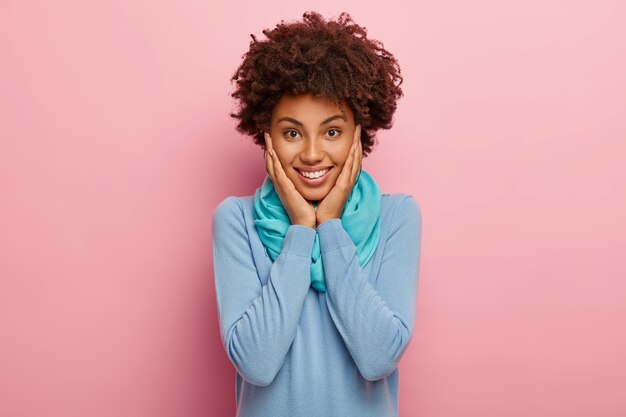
[299, 187, 331, 203]
[292, 176, 334, 202]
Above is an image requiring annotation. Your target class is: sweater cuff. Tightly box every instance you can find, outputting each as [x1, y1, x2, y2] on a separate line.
[281, 225, 317, 257]
[316, 218, 353, 253]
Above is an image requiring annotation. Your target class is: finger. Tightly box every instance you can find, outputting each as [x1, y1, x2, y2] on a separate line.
[351, 127, 363, 184]
[265, 133, 296, 192]
[345, 126, 361, 180]
[358, 132, 363, 162]
[264, 133, 277, 180]
[353, 124, 361, 145]
[266, 149, 276, 180]
[265, 131, 279, 171]
[337, 139, 356, 188]
[349, 126, 362, 184]
[272, 149, 294, 191]
[264, 133, 271, 161]
[264, 132, 274, 153]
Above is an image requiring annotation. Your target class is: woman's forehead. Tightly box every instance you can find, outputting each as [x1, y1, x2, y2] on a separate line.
[271, 93, 352, 123]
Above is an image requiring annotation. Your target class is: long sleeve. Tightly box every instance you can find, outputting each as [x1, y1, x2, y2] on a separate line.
[212, 197, 316, 387]
[316, 195, 422, 381]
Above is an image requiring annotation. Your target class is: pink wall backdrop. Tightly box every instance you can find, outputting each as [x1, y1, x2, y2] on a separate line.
[1, 1, 625, 416]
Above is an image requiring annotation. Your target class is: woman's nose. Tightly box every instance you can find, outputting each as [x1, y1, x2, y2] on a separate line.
[300, 137, 323, 163]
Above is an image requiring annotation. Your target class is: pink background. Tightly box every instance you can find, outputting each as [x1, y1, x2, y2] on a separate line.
[1, 1, 625, 416]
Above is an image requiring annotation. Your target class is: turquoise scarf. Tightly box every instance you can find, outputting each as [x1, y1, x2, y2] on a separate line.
[253, 169, 381, 292]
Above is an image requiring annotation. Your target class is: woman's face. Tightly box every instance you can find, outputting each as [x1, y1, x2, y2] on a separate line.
[267, 93, 356, 202]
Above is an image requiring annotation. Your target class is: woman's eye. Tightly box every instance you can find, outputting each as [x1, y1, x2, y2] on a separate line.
[327, 129, 340, 138]
[284, 130, 300, 139]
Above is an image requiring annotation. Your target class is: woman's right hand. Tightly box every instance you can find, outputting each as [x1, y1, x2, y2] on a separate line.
[264, 132, 316, 229]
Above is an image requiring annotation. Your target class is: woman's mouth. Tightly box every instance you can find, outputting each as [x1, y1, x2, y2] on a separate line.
[296, 167, 332, 186]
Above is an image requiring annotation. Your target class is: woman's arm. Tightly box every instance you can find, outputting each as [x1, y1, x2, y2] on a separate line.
[212, 197, 316, 386]
[316, 195, 422, 381]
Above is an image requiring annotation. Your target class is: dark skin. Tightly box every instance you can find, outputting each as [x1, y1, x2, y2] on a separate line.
[263, 93, 363, 229]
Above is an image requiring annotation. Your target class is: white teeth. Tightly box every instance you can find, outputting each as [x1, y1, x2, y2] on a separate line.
[299, 169, 330, 179]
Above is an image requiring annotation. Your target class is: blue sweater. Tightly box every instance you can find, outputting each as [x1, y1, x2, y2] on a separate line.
[212, 193, 422, 417]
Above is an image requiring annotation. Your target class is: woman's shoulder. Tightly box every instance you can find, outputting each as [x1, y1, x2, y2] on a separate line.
[211, 195, 260, 251]
[213, 194, 254, 212]
[213, 196, 239, 218]
[382, 193, 421, 214]
[212, 193, 420, 226]
[212, 195, 255, 227]
[380, 193, 422, 233]
[381, 192, 415, 202]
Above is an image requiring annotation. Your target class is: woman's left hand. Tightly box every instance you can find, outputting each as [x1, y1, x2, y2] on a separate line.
[316, 125, 362, 226]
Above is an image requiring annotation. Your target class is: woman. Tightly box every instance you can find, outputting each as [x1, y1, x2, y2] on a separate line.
[212, 12, 422, 417]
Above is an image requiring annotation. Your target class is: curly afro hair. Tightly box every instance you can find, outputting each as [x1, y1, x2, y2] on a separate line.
[230, 11, 403, 156]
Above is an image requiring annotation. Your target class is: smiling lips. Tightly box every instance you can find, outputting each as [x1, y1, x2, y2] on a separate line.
[299, 168, 330, 179]
[295, 167, 332, 185]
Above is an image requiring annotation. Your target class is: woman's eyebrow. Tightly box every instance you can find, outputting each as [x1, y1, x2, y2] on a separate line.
[276, 114, 347, 126]
[320, 114, 346, 125]
[277, 117, 303, 126]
